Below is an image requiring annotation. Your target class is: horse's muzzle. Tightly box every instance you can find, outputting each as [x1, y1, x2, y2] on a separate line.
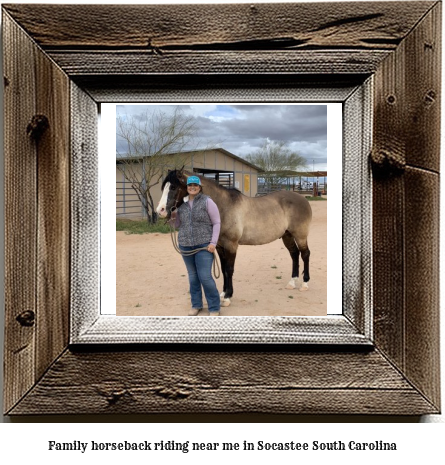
[156, 207, 168, 218]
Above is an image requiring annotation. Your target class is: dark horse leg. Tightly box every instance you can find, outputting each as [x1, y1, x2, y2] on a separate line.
[282, 230, 310, 291]
[216, 245, 227, 294]
[216, 244, 237, 306]
[282, 231, 300, 280]
[296, 237, 310, 291]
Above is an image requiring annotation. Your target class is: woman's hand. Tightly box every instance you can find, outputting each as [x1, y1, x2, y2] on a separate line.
[207, 244, 216, 253]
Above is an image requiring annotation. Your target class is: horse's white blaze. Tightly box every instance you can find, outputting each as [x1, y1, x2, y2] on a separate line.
[156, 182, 170, 217]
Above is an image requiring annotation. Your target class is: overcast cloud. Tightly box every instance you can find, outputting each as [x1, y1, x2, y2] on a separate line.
[116, 104, 328, 170]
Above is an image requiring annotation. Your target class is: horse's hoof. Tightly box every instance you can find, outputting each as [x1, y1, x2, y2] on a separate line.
[220, 291, 231, 306]
[299, 282, 309, 292]
[285, 279, 297, 290]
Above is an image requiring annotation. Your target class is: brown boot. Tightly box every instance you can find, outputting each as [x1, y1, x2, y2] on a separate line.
[188, 308, 202, 316]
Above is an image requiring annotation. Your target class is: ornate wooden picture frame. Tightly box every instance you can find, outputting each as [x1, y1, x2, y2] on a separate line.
[3, 2, 441, 415]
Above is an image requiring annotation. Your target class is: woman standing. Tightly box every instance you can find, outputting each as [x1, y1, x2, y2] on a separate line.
[173, 176, 221, 316]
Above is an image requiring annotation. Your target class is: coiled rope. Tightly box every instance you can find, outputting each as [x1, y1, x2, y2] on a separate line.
[168, 221, 221, 279]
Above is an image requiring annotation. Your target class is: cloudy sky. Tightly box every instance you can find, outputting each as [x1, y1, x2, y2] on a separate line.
[116, 104, 328, 170]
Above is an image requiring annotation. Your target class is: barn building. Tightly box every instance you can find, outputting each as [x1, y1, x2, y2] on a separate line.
[116, 148, 262, 219]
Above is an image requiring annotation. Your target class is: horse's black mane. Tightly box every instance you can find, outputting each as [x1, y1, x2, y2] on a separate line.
[161, 169, 181, 190]
[162, 169, 243, 198]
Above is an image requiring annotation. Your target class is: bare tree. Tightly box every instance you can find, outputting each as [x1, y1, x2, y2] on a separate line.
[116, 107, 197, 223]
[245, 139, 307, 189]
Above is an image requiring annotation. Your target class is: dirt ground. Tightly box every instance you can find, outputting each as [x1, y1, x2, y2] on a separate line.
[116, 199, 327, 317]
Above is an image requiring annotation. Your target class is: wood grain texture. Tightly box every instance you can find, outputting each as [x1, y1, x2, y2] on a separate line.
[2, 2, 435, 49]
[372, 174, 405, 367]
[46, 50, 390, 76]
[75, 75, 365, 104]
[3, 11, 71, 412]
[3, 13, 38, 414]
[404, 168, 440, 407]
[8, 348, 437, 415]
[371, 2, 441, 411]
[372, 17, 410, 369]
[70, 83, 99, 338]
[342, 80, 372, 336]
[2, 2, 441, 416]
[371, 2, 441, 172]
[3, 2, 434, 79]
[35, 39, 71, 381]
[404, 2, 441, 171]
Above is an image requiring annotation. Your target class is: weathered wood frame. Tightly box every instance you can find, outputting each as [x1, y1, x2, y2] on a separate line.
[2, 2, 441, 415]
[71, 84, 372, 346]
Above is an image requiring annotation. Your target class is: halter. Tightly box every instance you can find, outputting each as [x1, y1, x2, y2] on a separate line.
[169, 184, 184, 220]
[168, 175, 188, 220]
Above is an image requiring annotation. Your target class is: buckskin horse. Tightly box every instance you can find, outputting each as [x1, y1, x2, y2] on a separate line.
[156, 169, 312, 307]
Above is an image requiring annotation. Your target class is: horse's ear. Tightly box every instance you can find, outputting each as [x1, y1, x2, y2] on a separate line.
[176, 165, 186, 183]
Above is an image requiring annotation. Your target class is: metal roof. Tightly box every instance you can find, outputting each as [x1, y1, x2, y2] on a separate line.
[259, 170, 327, 177]
[116, 147, 263, 172]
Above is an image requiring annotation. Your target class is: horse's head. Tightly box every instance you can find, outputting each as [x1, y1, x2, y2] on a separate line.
[156, 168, 188, 219]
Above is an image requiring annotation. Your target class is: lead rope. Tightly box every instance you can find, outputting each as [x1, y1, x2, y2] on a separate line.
[168, 210, 220, 279]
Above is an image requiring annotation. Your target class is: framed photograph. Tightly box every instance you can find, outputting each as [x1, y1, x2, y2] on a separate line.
[3, 2, 441, 415]
[112, 102, 338, 320]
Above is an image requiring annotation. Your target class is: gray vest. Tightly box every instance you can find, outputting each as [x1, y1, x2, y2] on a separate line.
[177, 194, 213, 247]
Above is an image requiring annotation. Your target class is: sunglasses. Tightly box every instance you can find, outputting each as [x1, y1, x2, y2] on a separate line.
[188, 184, 199, 187]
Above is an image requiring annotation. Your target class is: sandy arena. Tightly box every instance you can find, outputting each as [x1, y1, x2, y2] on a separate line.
[116, 199, 327, 317]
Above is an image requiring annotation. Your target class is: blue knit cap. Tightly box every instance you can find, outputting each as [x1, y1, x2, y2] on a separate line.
[187, 176, 201, 185]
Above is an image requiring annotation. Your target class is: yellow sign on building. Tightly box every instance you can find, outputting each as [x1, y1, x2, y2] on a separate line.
[244, 174, 250, 192]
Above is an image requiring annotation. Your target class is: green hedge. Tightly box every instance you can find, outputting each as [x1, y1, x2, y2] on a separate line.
[116, 219, 171, 234]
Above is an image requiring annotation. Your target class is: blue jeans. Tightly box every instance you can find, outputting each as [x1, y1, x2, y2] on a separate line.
[179, 243, 220, 313]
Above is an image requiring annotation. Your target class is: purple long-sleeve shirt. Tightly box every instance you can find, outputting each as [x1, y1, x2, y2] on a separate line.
[172, 196, 221, 245]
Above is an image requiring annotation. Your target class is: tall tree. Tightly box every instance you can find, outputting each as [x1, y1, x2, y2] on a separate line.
[116, 107, 197, 223]
[246, 139, 307, 189]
